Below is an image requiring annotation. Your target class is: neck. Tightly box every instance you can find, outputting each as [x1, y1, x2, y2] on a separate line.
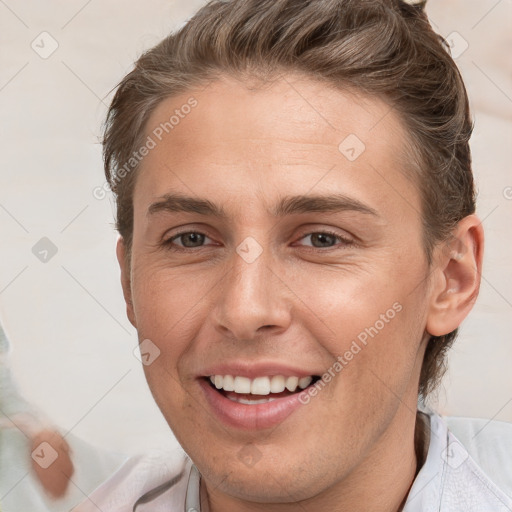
[203, 404, 425, 512]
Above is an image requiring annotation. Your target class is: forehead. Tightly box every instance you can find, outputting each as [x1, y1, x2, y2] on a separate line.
[135, 73, 418, 222]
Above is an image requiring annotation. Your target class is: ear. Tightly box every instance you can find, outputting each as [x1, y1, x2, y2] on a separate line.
[426, 214, 484, 337]
[116, 236, 137, 328]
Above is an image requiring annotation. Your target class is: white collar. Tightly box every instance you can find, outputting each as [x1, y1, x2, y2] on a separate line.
[184, 464, 202, 512]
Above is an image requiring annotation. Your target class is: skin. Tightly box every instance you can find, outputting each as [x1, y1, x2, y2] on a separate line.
[117, 74, 483, 512]
[30, 429, 74, 499]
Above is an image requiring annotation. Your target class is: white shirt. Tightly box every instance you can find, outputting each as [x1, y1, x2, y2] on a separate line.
[73, 411, 512, 511]
[404, 413, 512, 511]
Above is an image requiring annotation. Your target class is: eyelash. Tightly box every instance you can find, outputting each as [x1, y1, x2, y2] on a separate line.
[162, 229, 354, 252]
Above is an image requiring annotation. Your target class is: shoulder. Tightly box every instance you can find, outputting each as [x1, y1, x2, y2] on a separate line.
[444, 414, 512, 497]
[72, 448, 191, 512]
[405, 412, 512, 511]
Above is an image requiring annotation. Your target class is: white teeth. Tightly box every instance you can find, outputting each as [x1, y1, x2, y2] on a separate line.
[299, 376, 313, 389]
[251, 376, 271, 395]
[270, 375, 286, 393]
[227, 395, 277, 405]
[209, 374, 314, 395]
[233, 376, 251, 394]
[285, 376, 299, 392]
[222, 374, 234, 391]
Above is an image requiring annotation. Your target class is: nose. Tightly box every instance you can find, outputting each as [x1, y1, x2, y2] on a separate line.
[212, 246, 292, 342]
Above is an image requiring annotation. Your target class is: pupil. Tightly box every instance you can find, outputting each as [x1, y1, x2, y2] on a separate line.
[183, 233, 204, 247]
[312, 233, 335, 247]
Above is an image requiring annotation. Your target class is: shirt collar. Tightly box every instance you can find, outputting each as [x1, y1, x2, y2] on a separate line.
[184, 464, 202, 512]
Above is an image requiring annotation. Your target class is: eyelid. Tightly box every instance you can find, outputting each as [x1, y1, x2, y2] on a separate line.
[165, 229, 215, 248]
[293, 222, 354, 240]
[293, 229, 355, 249]
[161, 223, 216, 242]
[162, 227, 355, 252]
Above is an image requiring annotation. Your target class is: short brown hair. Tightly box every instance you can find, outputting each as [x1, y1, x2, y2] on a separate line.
[103, 0, 476, 397]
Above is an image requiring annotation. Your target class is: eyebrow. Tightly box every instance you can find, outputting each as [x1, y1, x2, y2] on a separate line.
[147, 193, 379, 218]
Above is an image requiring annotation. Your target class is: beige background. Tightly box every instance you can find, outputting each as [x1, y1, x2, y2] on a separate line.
[0, 0, 511, 456]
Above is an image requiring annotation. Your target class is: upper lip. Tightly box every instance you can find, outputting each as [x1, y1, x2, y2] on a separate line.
[199, 360, 322, 379]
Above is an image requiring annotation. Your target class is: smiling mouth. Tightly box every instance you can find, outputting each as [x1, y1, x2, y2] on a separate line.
[206, 374, 321, 405]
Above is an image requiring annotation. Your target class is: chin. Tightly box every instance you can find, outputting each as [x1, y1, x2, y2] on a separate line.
[196, 448, 337, 504]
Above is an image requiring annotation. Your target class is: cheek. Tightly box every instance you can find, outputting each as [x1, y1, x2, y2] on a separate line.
[296, 262, 429, 399]
[289, 261, 418, 345]
[131, 259, 211, 338]
[130, 263, 211, 396]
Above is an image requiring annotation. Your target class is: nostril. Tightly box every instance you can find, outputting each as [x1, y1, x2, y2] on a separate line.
[258, 324, 277, 331]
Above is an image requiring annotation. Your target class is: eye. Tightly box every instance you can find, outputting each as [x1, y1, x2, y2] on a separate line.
[164, 231, 213, 250]
[296, 230, 354, 249]
[163, 229, 353, 252]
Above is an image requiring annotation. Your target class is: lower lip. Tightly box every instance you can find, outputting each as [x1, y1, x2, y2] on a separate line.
[199, 379, 308, 430]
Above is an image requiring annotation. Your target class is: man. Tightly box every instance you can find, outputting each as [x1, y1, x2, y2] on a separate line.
[75, 0, 512, 510]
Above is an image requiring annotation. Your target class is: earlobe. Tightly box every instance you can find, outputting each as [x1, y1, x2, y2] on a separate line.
[116, 236, 137, 328]
[426, 215, 484, 337]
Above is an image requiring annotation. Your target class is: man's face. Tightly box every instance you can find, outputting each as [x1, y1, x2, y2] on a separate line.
[124, 74, 433, 501]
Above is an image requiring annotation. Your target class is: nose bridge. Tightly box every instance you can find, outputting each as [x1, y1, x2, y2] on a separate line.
[213, 239, 290, 339]
[232, 243, 271, 304]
